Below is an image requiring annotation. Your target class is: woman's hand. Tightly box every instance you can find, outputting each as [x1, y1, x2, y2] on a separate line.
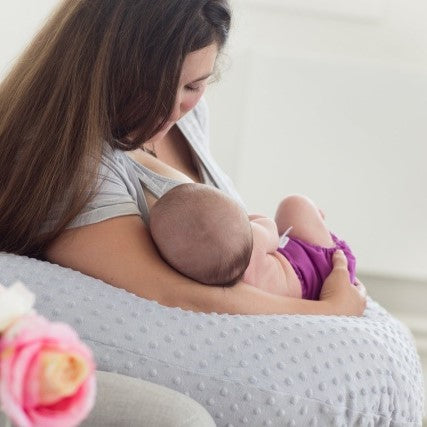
[319, 250, 367, 316]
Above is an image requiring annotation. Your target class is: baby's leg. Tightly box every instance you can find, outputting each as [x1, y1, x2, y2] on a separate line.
[275, 195, 334, 248]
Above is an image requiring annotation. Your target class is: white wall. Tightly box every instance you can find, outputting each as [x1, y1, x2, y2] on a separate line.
[207, 0, 427, 280]
[1, 0, 426, 279]
[0, 0, 59, 78]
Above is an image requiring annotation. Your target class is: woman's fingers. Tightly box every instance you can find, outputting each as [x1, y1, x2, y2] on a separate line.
[354, 277, 368, 298]
[319, 250, 367, 316]
[333, 254, 367, 298]
[320, 251, 351, 299]
[332, 249, 348, 270]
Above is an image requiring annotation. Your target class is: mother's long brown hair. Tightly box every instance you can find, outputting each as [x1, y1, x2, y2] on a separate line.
[0, 0, 231, 259]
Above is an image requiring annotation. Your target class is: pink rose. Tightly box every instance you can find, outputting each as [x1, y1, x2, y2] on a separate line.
[0, 314, 96, 427]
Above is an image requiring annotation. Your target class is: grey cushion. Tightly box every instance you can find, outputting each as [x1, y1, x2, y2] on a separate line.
[0, 252, 424, 426]
[82, 371, 215, 427]
[0, 370, 215, 427]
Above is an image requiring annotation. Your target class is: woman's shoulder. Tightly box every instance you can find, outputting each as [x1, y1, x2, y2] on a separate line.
[100, 142, 127, 172]
[98, 143, 143, 188]
[41, 143, 141, 235]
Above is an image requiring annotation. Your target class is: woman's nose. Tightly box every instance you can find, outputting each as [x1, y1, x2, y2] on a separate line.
[169, 102, 182, 123]
[170, 91, 198, 123]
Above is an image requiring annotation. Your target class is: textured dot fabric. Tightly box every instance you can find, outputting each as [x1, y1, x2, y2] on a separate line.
[0, 252, 424, 426]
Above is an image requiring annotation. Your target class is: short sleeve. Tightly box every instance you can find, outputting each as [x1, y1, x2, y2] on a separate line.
[41, 147, 141, 234]
[67, 161, 140, 229]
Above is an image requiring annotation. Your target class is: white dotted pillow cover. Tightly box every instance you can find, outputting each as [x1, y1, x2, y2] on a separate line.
[0, 252, 423, 426]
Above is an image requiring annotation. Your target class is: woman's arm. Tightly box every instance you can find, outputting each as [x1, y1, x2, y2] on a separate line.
[44, 215, 366, 316]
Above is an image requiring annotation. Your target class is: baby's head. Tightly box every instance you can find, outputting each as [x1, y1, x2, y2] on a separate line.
[150, 183, 253, 286]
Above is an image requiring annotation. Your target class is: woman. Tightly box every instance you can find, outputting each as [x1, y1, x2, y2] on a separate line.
[0, 0, 366, 316]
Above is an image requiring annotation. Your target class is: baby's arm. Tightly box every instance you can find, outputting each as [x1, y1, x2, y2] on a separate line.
[243, 216, 294, 296]
[247, 215, 280, 253]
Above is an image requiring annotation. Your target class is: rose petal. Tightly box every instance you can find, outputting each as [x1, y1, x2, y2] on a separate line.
[27, 376, 96, 427]
[0, 314, 96, 427]
[0, 282, 35, 332]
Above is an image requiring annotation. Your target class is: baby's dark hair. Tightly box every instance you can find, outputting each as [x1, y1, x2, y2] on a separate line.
[150, 183, 253, 286]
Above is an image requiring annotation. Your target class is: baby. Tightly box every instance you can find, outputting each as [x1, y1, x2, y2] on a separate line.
[149, 183, 356, 300]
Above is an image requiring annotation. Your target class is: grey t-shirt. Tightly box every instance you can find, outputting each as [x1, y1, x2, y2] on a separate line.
[41, 98, 245, 233]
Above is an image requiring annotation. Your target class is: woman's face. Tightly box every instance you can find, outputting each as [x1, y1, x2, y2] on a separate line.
[149, 43, 218, 142]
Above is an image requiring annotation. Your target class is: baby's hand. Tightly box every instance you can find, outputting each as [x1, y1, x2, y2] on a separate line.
[250, 217, 280, 254]
[248, 214, 268, 221]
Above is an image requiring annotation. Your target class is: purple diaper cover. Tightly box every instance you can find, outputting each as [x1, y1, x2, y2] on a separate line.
[277, 233, 356, 300]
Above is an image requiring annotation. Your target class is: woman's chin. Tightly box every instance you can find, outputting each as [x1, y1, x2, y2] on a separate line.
[130, 122, 174, 146]
[150, 124, 174, 142]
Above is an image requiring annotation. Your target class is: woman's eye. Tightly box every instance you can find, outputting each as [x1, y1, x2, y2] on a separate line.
[185, 85, 201, 93]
